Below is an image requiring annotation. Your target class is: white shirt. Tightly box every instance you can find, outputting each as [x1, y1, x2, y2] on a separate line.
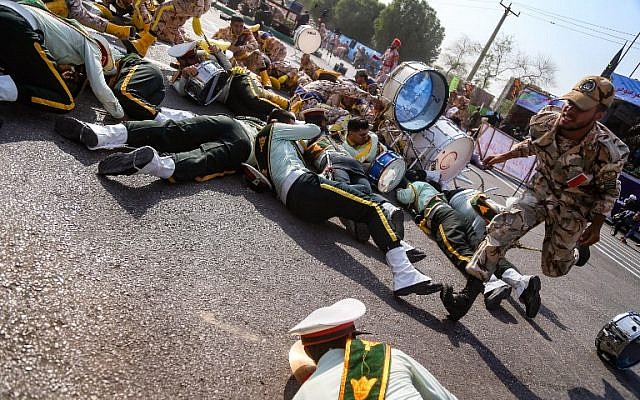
[293, 348, 458, 400]
[6, 2, 123, 118]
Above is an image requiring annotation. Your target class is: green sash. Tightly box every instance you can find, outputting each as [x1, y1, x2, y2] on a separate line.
[339, 339, 391, 400]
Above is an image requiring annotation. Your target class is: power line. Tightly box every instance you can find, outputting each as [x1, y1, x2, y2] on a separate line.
[512, 1, 636, 37]
[520, 12, 640, 52]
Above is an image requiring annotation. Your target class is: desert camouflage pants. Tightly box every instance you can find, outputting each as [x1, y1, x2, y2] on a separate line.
[235, 50, 266, 74]
[467, 190, 587, 280]
[152, 0, 210, 44]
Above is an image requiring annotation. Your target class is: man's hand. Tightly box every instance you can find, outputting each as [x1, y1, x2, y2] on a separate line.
[482, 153, 509, 168]
[182, 65, 198, 77]
[228, 45, 239, 53]
[579, 214, 606, 246]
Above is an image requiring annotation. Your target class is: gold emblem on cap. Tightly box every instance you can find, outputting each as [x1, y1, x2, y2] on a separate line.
[579, 79, 596, 93]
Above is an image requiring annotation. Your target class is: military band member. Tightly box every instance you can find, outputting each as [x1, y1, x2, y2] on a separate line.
[108, 52, 166, 120]
[342, 118, 386, 168]
[253, 110, 442, 296]
[127, 0, 211, 56]
[268, 60, 312, 91]
[43, 0, 134, 39]
[289, 298, 458, 399]
[256, 31, 287, 63]
[290, 79, 373, 123]
[212, 14, 271, 86]
[170, 42, 288, 120]
[0, 0, 123, 118]
[101, 0, 155, 32]
[467, 76, 629, 282]
[396, 181, 542, 320]
[54, 112, 265, 183]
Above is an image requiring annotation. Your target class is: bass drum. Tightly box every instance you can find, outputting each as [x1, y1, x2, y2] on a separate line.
[406, 117, 474, 182]
[184, 60, 228, 106]
[293, 25, 321, 54]
[381, 61, 448, 133]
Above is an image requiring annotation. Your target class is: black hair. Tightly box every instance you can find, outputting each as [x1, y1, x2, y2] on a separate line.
[347, 117, 369, 131]
[268, 109, 295, 123]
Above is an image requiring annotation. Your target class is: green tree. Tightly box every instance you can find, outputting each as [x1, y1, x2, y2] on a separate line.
[300, 0, 339, 24]
[373, 0, 444, 63]
[332, 0, 385, 45]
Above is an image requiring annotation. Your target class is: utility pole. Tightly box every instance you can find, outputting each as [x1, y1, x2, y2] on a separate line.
[466, 1, 519, 83]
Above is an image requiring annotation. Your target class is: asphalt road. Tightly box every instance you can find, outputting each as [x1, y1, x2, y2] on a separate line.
[1, 9, 640, 400]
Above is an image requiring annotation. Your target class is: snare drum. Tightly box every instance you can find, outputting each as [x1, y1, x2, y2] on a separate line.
[406, 117, 474, 182]
[381, 61, 448, 132]
[367, 151, 406, 193]
[184, 60, 228, 106]
[294, 25, 321, 54]
[596, 311, 640, 369]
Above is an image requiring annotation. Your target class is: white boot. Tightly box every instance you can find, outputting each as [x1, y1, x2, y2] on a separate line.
[0, 75, 18, 102]
[98, 146, 175, 178]
[500, 268, 530, 298]
[86, 122, 128, 150]
[484, 274, 510, 295]
[136, 148, 175, 179]
[385, 246, 430, 292]
[154, 107, 196, 122]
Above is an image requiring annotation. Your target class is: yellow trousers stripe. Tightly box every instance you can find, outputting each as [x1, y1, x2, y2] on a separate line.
[151, 3, 174, 31]
[194, 170, 236, 183]
[30, 42, 74, 111]
[319, 183, 397, 242]
[438, 224, 471, 262]
[120, 64, 157, 116]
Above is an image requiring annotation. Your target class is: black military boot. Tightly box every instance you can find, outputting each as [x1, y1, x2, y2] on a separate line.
[440, 277, 484, 321]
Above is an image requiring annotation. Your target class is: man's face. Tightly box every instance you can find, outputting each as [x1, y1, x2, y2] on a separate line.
[230, 21, 244, 35]
[355, 75, 366, 85]
[347, 128, 369, 145]
[559, 101, 604, 130]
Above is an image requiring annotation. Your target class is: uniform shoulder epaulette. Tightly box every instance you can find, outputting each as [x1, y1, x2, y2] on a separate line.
[593, 122, 630, 162]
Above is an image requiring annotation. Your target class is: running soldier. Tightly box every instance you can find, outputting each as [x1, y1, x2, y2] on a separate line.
[467, 76, 629, 282]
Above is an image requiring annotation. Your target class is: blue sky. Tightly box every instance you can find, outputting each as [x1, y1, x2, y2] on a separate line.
[408, 0, 640, 96]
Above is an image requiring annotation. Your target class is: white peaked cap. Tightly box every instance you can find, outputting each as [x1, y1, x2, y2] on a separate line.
[289, 298, 366, 336]
[168, 41, 198, 58]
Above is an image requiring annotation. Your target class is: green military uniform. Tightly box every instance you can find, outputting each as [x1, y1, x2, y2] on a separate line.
[0, 0, 123, 117]
[109, 53, 165, 120]
[122, 114, 261, 182]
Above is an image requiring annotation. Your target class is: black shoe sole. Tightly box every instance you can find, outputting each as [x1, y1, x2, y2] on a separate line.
[484, 286, 512, 310]
[98, 146, 154, 176]
[519, 276, 541, 318]
[394, 281, 443, 297]
[406, 249, 427, 264]
[54, 117, 98, 148]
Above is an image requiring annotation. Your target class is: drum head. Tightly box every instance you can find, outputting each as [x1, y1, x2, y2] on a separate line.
[434, 134, 474, 182]
[378, 158, 406, 193]
[295, 26, 321, 54]
[394, 69, 448, 132]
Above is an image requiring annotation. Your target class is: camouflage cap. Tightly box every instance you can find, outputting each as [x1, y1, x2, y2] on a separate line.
[560, 76, 615, 111]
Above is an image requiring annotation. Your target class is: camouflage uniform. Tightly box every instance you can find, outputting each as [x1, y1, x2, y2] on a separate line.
[467, 107, 629, 279]
[269, 60, 312, 88]
[153, 0, 210, 44]
[213, 26, 264, 73]
[258, 33, 287, 63]
[300, 57, 319, 80]
[105, 0, 154, 29]
[290, 80, 372, 123]
[46, 0, 108, 31]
